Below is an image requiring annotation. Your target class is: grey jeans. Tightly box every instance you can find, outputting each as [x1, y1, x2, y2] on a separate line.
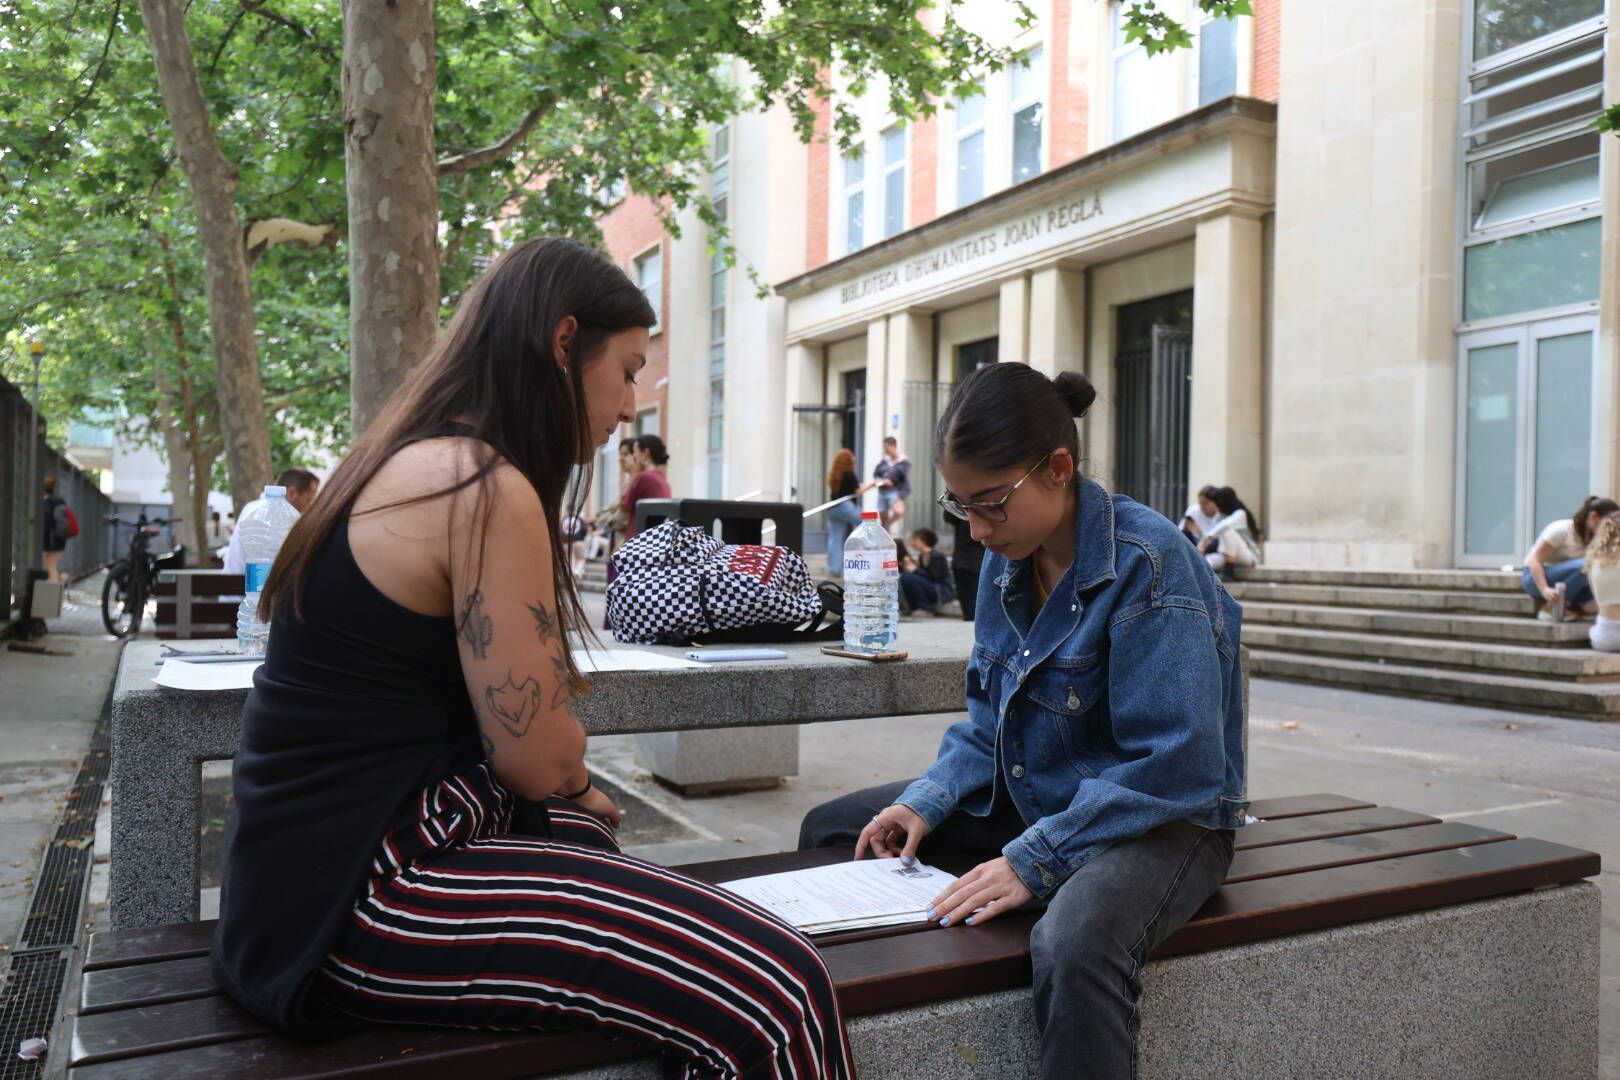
[799, 780, 1234, 1080]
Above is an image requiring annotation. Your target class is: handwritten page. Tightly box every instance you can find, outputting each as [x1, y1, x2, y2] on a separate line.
[570, 648, 703, 673]
[154, 657, 262, 691]
[720, 858, 958, 935]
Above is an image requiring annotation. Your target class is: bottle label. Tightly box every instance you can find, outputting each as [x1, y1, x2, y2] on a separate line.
[844, 551, 899, 583]
[244, 561, 272, 593]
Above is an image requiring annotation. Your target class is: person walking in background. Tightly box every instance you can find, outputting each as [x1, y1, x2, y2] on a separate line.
[1181, 485, 1220, 545]
[867, 436, 912, 535]
[1522, 495, 1619, 622]
[620, 433, 671, 539]
[824, 448, 862, 579]
[41, 475, 72, 582]
[1582, 512, 1620, 650]
[950, 514, 984, 621]
[225, 468, 320, 574]
[1198, 486, 1262, 576]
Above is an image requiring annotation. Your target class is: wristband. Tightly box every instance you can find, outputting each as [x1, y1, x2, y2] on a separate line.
[561, 775, 592, 801]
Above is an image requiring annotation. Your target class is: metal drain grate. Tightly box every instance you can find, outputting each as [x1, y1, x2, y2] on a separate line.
[16, 701, 109, 952]
[1, 686, 115, 1076]
[0, 951, 67, 1079]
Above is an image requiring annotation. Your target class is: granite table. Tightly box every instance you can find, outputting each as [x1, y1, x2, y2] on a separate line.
[109, 622, 976, 928]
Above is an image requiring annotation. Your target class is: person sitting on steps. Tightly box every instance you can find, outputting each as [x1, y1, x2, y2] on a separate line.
[1522, 495, 1618, 623]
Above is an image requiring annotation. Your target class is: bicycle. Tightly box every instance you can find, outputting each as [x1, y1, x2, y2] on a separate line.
[102, 514, 185, 638]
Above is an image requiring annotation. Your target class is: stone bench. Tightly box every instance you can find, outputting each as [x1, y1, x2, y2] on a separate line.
[109, 626, 977, 928]
[70, 794, 1601, 1079]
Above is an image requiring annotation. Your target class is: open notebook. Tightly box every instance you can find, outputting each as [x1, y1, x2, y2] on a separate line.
[720, 858, 959, 935]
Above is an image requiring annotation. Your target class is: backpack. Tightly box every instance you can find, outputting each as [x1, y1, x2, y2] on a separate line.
[62, 505, 80, 539]
[606, 520, 843, 645]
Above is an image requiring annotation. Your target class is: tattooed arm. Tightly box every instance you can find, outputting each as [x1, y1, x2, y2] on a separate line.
[448, 461, 588, 803]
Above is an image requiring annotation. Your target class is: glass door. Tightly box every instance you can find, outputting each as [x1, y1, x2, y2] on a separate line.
[1455, 315, 1597, 567]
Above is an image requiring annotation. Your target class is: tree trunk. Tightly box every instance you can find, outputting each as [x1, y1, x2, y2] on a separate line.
[154, 368, 200, 566]
[139, 0, 273, 512]
[342, 0, 441, 434]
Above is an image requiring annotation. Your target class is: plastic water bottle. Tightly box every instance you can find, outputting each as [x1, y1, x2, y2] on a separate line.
[236, 485, 300, 655]
[842, 511, 900, 653]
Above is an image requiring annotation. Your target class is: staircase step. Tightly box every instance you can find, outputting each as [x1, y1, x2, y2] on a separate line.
[1241, 625, 1620, 681]
[1238, 601, 1589, 647]
[1234, 566, 1522, 594]
[1228, 581, 1533, 617]
[1248, 649, 1620, 719]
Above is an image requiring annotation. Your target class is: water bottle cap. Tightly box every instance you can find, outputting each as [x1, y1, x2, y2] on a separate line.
[262, 485, 287, 498]
[861, 511, 879, 521]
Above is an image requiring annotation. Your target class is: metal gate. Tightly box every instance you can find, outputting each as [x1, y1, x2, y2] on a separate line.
[902, 380, 953, 539]
[791, 394, 862, 554]
[1113, 325, 1192, 522]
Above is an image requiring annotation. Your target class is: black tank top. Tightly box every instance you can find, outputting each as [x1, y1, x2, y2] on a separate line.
[213, 428, 491, 1033]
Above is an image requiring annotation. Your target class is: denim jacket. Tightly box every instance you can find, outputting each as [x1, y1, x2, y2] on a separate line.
[899, 478, 1248, 899]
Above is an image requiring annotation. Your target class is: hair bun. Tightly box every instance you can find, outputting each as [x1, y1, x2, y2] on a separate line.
[1053, 371, 1096, 419]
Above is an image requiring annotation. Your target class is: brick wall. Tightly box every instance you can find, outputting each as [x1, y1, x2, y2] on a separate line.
[806, 93, 831, 270]
[1251, 0, 1281, 102]
[599, 194, 670, 431]
[1048, 0, 1091, 166]
[909, 113, 939, 229]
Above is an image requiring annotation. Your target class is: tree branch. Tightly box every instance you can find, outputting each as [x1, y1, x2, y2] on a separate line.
[240, 0, 337, 60]
[242, 217, 340, 266]
[436, 94, 557, 176]
[50, 0, 122, 136]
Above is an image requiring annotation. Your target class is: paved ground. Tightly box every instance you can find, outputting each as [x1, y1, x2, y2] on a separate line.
[0, 573, 123, 950]
[13, 580, 1615, 1073]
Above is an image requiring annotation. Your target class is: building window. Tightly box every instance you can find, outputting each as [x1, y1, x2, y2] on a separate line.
[1460, 6, 1604, 324]
[1112, 5, 1179, 140]
[955, 80, 986, 206]
[843, 146, 866, 254]
[1473, 0, 1603, 61]
[634, 247, 662, 333]
[1194, 10, 1238, 105]
[882, 125, 906, 238]
[708, 122, 731, 497]
[1010, 47, 1045, 184]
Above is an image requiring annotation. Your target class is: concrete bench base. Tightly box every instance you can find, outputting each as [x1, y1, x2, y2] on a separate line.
[634, 727, 799, 792]
[558, 882, 1599, 1079]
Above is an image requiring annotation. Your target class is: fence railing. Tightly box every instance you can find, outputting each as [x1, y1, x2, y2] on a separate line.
[1, 374, 115, 620]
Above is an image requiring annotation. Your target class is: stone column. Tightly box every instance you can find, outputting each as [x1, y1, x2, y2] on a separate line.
[999, 275, 1030, 366]
[1027, 265, 1087, 378]
[784, 341, 824, 499]
[863, 318, 889, 475]
[886, 310, 934, 444]
[1190, 212, 1265, 508]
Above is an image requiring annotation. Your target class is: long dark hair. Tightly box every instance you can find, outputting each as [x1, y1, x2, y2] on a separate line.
[1572, 495, 1620, 546]
[1211, 486, 1263, 540]
[259, 238, 656, 688]
[936, 363, 1096, 471]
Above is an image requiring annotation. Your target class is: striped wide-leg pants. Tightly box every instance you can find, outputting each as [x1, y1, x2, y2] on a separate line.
[312, 765, 856, 1080]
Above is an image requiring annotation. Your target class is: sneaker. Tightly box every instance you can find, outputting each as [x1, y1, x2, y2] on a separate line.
[1537, 609, 1554, 623]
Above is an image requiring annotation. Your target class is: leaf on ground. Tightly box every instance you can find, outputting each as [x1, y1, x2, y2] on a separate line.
[1280, 720, 1300, 730]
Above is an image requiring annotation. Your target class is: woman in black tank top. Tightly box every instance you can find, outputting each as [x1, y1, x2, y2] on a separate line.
[214, 238, 855, 1079]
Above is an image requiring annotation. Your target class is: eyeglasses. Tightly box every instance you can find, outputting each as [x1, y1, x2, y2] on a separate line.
[937, 453, 1051, 523]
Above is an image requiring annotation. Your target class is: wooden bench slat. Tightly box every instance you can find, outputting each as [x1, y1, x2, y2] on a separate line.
[1235, 806, 1437, 850]
[85, 921, 216, 971]
[1245, 793, 1375, 820]
[81, 955, 216, 1015]
[1225, 822, 1512, 884]
[1161, 837, 1599, 956]
[69, 1026, 621, 1080]
[70, 995, 269, 1067]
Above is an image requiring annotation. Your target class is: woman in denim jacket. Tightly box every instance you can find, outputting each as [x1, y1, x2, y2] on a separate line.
[800, 363, 1247, 1078]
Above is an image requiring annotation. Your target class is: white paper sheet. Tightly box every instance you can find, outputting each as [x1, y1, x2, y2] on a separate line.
[154, 657, 263, 691]
[720, 858, 958, 934]
[570, 648, 703, 672]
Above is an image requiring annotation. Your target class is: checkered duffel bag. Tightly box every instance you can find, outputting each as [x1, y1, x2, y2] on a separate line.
[606, 520, 834, 645]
